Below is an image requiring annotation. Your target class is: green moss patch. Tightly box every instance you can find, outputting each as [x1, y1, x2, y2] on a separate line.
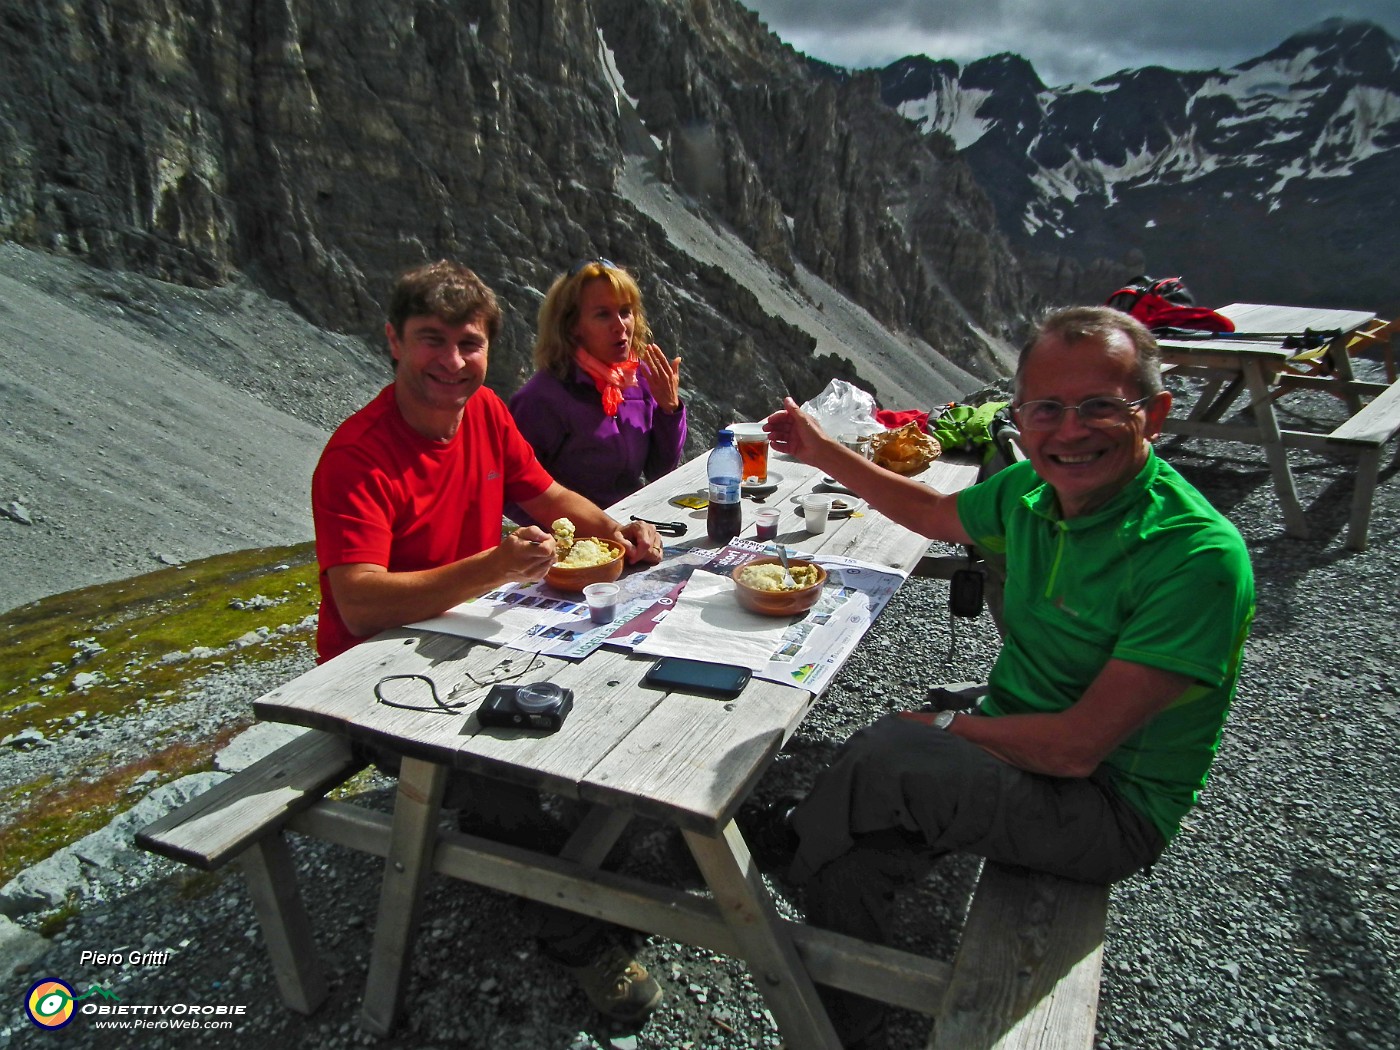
[0, 544, 321, 885]
[1, 542, 319, 740]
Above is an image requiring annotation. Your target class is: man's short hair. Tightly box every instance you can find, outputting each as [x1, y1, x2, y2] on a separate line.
[387, 260, 502, 339]
[1015, 306, 1164, 398]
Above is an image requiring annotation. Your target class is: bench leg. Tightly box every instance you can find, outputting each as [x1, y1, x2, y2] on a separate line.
[361, 756, 448, 1036]
[684, 822, 843, 1050]
[1242, 362, 1309, 537]
[239, 834, 328, 1015]
[1194, 374, 1243, 422]
[1345, 446, 1381, 551]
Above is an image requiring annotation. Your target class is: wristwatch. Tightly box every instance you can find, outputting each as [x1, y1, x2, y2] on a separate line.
[931, 710, 956, 730]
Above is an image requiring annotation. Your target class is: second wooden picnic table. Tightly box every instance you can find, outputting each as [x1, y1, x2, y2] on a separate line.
[1155, 302, 1398, 548]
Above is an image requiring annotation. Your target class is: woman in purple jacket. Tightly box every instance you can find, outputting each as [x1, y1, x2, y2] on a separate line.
[509, 260, 686, 517]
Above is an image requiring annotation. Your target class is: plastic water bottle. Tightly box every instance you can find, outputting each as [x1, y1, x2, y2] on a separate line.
[706, 428, 743, 544]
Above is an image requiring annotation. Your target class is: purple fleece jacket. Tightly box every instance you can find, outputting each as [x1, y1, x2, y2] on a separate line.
[507, 366, 687, 521]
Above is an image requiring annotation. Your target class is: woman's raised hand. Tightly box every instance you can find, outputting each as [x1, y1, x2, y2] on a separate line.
[640, 343, 681, 413]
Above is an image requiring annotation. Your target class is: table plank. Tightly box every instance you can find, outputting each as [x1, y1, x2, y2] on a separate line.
[1156, 302, 1384, 541]
[362, 756, 447, 1036]
[809, 456, 981, 571]
[252, 631, 551, 770]
[1157, 304, 1375, 361]
[292, 798, 956, 1014]
[931, 864, 1107, 1050]
[579, 675, 811, 833]
[1220, 302, 1373, 335]
[685, 823, 843, 1049]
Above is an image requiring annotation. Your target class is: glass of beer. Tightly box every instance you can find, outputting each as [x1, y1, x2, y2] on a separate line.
[729, 422, 769, 485]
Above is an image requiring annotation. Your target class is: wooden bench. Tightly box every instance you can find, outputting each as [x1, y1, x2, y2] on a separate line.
[929, 862, 1109, 1050]
[136, 729, 365, 1014]
[1323, 377, 1400, 551]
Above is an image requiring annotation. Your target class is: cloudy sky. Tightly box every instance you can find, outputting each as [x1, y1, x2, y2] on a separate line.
[740, 1, 1400, 87]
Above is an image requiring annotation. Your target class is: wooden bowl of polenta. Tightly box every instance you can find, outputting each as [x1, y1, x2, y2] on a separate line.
[544, 537, 625, 593]
[732, 557, 827, 616]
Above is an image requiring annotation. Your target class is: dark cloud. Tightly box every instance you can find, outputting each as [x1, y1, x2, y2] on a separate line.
[742, 0, 1400, 85]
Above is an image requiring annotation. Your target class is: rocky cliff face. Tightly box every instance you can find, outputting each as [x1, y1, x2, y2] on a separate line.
[0, 0, 1029, 442]
[597, 0, 1029, 378]
[879, 19, 1400, 317]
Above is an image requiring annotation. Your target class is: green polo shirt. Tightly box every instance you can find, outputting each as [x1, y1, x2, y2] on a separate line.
[957, 450, 1254, 842]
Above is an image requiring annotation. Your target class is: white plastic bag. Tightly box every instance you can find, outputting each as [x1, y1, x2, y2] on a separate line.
[800, 379, 882, 438]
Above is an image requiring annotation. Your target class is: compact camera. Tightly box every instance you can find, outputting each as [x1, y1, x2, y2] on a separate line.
[476, 682, 574, 732]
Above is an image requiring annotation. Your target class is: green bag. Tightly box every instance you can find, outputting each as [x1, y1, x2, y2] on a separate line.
[929, 401, 1009, 456]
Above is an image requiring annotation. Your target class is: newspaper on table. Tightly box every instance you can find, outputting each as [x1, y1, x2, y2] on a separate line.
[632, 541, 904, 694]
[408, 539, 904, 691]
[407, 543, 726, 659]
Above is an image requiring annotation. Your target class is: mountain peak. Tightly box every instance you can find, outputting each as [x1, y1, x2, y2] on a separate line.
[1248, 18, 1400, 77]
[875, 20, 1400, 318]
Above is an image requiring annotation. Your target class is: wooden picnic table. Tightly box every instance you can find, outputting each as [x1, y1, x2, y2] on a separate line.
[232, 448, 981, 1047]
[1156, 302, 1399, 549]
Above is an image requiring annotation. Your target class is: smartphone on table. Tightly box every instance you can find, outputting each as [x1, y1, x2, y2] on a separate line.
[643, 657, 751, 699]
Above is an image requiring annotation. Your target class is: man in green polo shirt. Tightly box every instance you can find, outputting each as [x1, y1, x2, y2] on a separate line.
[762, 305, 1254, 1048]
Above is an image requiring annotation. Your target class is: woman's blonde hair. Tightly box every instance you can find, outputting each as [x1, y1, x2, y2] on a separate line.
[534, 260, 653, 378]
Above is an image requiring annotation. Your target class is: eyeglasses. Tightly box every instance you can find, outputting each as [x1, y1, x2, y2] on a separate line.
[567, 257, 618, 277]
[373, 651, 543, 712]
[1013, 395, 1152, 431]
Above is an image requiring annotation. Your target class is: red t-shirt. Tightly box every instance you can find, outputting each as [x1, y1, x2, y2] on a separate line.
[312, 384, 553, 661]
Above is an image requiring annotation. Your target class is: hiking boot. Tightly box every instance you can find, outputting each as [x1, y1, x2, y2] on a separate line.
[565, 943, 663, 1022]
[736, 791, 803, 870]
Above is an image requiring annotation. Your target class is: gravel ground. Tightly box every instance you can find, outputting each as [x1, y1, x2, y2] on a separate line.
[6, 409, 1398, 1050]
[2, 244, 1397, 1048]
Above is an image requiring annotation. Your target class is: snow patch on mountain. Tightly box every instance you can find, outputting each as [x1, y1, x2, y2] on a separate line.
[896, 85, 997, 149]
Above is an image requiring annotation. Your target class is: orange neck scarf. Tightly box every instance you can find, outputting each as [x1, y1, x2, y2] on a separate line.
[573, 349, 638, 417]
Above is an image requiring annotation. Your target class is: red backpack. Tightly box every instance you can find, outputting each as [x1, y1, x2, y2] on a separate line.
[1106, 276, 1235, 333]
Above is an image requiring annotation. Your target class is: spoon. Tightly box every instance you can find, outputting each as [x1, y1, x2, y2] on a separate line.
[775, 544, 797, 589]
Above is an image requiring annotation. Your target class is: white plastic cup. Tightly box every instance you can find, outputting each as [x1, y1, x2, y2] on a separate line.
[582, 582, 620, 625]
[801, 494, 832, 534]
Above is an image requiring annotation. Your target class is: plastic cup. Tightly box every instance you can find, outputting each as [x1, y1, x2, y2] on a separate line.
[839, 432, 873, 459]
[582, 582, 620, 625]
[801, 494, 832, 534]
[755, 508, 780, 541]
[728, 422, 769, 484]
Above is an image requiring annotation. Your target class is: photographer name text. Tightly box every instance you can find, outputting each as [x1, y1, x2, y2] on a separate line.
[79, 949, 171, 967]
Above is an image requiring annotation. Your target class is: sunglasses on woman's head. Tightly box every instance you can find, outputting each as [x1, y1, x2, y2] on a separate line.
[568, 257, 618, 277]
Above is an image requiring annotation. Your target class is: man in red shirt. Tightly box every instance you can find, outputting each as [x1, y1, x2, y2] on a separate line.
[312, 260, 665, 1021]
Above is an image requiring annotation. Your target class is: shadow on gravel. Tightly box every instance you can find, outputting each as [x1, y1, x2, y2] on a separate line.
[1288, 865, 1399, 1050]
[1162, 440, 1393, 641]
[1159, 441, 1274, 518]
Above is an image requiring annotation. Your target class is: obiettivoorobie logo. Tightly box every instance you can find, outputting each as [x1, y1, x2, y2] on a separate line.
[24, 978, 119, 1029]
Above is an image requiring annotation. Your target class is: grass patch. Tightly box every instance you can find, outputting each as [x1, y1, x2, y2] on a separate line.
[1, 543, 322, 886]
[37, 902, 80, 938]
[0, 542, 319, 741]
